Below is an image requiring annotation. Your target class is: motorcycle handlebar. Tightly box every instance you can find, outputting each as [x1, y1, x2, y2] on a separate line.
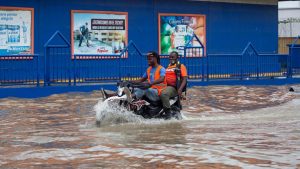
[117, 81, 150, 89]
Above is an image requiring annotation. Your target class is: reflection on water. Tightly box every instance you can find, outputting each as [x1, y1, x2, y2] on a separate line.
[0, 86, 299, 168]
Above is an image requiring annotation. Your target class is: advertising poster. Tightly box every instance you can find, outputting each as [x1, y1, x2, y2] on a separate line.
[72, 11, 127, 55]
[0, 8, 33, 55]
[159, 14, 206, 56]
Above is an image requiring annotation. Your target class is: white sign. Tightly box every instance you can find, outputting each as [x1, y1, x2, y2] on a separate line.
[0, 9, 32, 55]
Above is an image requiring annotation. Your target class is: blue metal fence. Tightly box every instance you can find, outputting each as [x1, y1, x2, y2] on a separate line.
[206, 43, 287, 81]
[0, 32, 300, 87]
[0, 54, 39, 86]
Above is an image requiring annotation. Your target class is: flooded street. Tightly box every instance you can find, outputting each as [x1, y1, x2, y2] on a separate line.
[0, 86, 300, 168]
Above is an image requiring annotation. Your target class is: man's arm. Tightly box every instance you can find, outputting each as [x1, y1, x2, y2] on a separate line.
[131, 77, 147, 83]
[130, 71, 147, 83]
[79, 26, 83, 35]
[178, 76, 187, 94]
[178, 65, 188, 97]
[150, 76, 165, 86]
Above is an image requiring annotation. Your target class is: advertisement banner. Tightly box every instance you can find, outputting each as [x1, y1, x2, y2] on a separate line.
[72, 11, 128, 55]
[0, 8, 33, 55]
[159, 14, 206, 56]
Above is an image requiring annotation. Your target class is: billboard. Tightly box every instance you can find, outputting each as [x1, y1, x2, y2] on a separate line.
[159, 13, 206, 56]
[71, 10, 128, 56]
[0, 7, 33, 55]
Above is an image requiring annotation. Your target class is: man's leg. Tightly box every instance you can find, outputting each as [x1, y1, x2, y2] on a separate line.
[79, 35, 83, 47]
[134, 88, 146, 99]
[85, 35, 90, 47]
[145, 88, 160, 101]
[160, 86, 177, 109]
[160, 86, 177, 119]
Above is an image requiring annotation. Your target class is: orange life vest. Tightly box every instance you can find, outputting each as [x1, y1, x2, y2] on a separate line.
[147, 65, 167, 95]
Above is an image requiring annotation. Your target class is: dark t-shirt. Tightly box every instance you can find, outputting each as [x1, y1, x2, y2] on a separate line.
[80, 25, 88, 35]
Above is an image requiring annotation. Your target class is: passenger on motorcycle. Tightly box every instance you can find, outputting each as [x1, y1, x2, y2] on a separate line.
[160, 51, 187, 119]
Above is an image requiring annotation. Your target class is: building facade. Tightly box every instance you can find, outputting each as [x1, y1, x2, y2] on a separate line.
[0, 0, 279, 55]
[278, 1, 300, 53]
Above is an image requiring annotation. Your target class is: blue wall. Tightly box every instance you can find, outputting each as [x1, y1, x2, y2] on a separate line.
[0, 0, 278, 54]
[0, 0, 280, 84]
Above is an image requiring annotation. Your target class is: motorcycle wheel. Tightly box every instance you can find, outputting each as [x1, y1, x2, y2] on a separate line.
[171, 106, 182, 120]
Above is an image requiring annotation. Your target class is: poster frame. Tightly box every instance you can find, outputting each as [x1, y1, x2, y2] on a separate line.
[0, 6, 34, 57]
[71, 10, 128, 59]
[158, 13, 206, 57]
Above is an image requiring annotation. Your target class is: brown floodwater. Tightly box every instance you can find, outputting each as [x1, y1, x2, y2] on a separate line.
[0, 86, 299, 169]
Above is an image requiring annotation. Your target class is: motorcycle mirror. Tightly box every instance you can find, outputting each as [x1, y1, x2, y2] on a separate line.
[117, 86, 124, 97]
[117, 80, 124, 86]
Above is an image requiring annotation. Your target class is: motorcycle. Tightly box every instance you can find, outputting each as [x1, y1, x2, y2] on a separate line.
[101, 81, 183, 120]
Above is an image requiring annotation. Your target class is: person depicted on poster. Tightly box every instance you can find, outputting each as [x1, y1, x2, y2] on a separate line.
[171, 25, 187, 49]
[185, 25, 193, 45]
[78, 22, 90, 47]
[22, 21, 27, 44]
[170, 26, 178, 49]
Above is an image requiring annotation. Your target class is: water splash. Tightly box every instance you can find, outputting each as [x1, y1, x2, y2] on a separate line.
[94, 96, 187, 126]
[94, 97, 143, 126]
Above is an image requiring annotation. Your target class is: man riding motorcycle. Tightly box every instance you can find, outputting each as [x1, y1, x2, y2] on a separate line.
[102, 51, 167, 103]
[129, 51, 167, 102]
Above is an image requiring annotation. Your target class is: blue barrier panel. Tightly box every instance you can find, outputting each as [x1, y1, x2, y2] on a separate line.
[241, 43, 259, 79]
[45, 47, 71, 85]
[73, 55, 120, 83]
[44, 31, 71, 86]
[291, 46, 300, 76]
[184, 47, 205, 80]
[259, 54, 287, 78]
[207, 54, 242, 80]
[119, 41, 144, 81]
[289, 45, 300, 68]
[207, 43, 285, 80]
[288, 36, 300, 76]
[178, 34, 206, 80]
[0, 54, 39, 86]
